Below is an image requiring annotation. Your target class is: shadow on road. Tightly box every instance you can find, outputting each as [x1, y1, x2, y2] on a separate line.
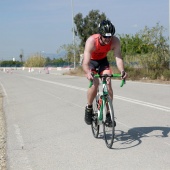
[112, 126, 170, 149]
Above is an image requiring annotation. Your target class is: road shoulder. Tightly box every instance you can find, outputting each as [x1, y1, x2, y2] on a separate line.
[0, 89, 6, 170]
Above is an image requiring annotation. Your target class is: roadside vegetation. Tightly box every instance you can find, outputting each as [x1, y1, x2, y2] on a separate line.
[0, 10, 169, 81]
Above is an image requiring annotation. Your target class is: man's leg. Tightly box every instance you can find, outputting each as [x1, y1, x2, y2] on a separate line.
[87, 78, 99, 105]
[102, 69, 113, 100]
[85, 78, 99, 125]
[102, 70, 116, 127]
[106, 78, 113, 100]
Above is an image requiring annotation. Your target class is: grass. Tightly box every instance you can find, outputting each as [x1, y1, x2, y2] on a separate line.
[64, 66, 170, 84]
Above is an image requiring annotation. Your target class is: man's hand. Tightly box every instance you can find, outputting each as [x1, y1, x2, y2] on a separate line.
[86, 72, 93, 80]
[121, 70, 127, 79]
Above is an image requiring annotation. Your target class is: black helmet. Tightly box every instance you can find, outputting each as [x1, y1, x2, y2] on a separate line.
[98, 20, 115, 36]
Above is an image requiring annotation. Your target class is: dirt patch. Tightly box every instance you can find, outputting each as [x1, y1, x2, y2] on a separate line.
[0, 90, 6, 170]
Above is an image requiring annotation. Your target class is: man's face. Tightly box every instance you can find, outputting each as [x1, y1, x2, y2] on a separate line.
[101, 36, 112, 45]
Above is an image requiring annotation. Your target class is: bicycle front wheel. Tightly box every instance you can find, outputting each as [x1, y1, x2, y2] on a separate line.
[103, 97, 115, 148]
[91, 96, 100, 138]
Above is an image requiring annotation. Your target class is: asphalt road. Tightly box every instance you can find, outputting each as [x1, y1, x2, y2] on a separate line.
[0, 69, 170, 170]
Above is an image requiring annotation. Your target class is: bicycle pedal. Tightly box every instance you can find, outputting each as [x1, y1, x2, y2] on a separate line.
[92, 115, 97, 120]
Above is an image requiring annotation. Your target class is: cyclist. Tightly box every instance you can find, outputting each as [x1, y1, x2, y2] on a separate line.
[82, 19, 127, 125]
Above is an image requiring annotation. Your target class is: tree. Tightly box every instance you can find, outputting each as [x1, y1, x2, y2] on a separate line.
[0, 60, 23, 67]
[24, 53, 46, 67]
[57, 43, 82, 65]
[74, 10, 107, 46]
[138, 23, 169, 70]
[19, 54, 23, 62]
[56, 10, 107, 66]
[119, 33, 154, 56]
[117, 23, 169, 71]
[19, 49, 24, 62]
[139, 23, 168, 52]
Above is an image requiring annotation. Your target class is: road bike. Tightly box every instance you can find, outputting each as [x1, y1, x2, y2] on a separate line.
[89, 74, 125, 148]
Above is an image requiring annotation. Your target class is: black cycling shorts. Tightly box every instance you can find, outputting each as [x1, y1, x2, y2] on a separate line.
[89, 57, 111, 74]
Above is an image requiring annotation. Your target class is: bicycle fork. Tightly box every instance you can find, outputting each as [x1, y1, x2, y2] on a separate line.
[98, 95, 107, 125]
[98, 80, 108, 124]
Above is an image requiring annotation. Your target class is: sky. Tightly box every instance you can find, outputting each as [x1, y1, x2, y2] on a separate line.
[0, 0, 169, 60]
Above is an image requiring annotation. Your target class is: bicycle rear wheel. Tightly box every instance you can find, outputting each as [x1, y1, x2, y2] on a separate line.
[91, 96, 100, 138]
[103, 97, 115, 148]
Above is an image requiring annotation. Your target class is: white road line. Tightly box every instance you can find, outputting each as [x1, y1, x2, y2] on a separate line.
[0, 81, 9, 105]
[14, 124, 25, 147]
[37, 87, 170, 147]
[20, 75, 170, 112]
[13, 124, 32, 170]
[115, 95, 170, 112]
[0, 81, 8, 97]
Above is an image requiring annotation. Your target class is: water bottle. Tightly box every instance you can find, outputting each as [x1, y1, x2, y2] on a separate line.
[98, 96, 102, 110]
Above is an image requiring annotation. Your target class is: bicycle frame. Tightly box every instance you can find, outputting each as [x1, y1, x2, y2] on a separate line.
[89, 74, 125, 123]
[98, 75, 109, 124]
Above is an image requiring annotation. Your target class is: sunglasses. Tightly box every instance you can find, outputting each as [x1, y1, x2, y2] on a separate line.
[103, 36, 112, 39]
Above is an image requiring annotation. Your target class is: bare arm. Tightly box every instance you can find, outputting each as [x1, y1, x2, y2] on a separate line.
[82, 37, 95, 80]
[111, 37, 127, 78]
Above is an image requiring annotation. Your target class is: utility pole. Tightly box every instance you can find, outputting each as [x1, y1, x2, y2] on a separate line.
[71, 0, 76, 69]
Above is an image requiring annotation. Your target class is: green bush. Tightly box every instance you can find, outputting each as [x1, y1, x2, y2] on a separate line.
[66, 64, 170, 83]
[149, 71, 160, 80]
[24, 54, 46, 67]
[162, 70, 170, 80]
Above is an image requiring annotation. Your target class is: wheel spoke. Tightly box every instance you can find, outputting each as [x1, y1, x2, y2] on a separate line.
[103, 97, 115, 148]
[91, 97, 100, 138]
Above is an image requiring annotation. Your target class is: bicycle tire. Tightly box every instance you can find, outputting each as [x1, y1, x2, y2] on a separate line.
[91, 96, 100, 138]
[103, 97, 115, 148]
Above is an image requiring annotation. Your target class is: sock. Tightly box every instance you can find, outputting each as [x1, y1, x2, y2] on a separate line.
[87, 104, 92, 109]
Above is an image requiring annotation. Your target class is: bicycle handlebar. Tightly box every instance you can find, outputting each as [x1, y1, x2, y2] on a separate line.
[89, 74, 125, 88]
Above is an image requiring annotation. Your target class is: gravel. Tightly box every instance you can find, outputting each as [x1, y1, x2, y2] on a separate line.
[0, 89, 6, 170]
